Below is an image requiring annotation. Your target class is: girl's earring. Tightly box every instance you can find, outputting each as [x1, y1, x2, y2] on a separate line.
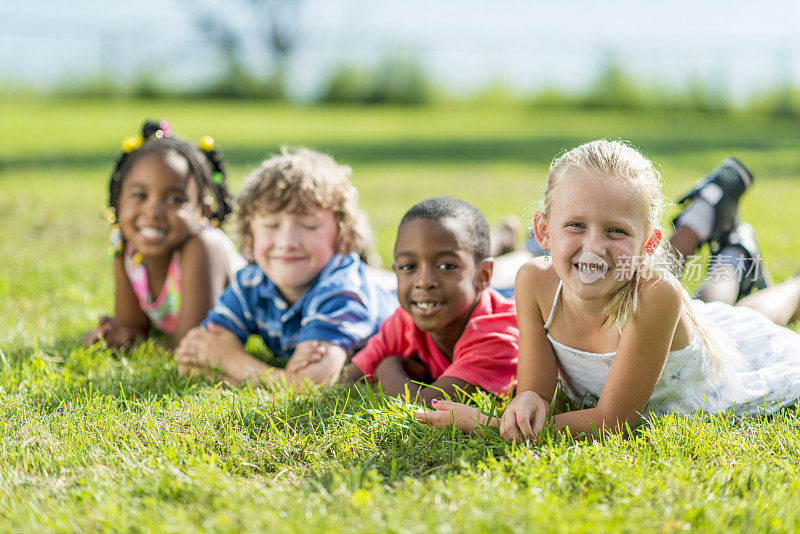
[105, 208, 124, 257]
[109, 223, 124, 256]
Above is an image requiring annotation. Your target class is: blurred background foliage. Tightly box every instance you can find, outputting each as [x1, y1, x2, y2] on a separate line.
[3, 1, 800, 117]
[7, 55, 800, 118]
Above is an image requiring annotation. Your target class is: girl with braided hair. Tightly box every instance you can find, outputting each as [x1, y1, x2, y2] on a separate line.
[82, 120, 245, 349]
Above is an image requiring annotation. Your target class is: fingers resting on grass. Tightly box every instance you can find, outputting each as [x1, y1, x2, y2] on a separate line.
[414, 400, 488, 434]
[285, 340, 327, 373]
[499, 390, 548, 443]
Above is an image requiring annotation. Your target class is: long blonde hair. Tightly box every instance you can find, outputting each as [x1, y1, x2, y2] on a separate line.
[542, 139, 738, 374]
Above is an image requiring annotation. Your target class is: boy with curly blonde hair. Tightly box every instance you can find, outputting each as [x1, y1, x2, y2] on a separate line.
[176, 148, 396, 387]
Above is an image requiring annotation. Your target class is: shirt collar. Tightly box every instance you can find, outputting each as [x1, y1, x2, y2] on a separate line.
[255, 253, 350, 314]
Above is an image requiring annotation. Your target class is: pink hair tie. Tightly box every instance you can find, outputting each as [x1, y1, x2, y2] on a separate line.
[157, 120, 173, 138]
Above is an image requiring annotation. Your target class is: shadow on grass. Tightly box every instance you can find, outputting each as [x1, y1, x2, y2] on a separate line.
[0, 134, 789, 173]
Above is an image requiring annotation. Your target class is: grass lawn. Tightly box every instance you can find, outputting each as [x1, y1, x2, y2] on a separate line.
[1, 97, 800, 532]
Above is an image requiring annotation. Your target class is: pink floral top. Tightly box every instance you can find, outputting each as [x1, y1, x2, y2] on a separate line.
[124, 247, 182, 336]
[123, 227, 244, 337]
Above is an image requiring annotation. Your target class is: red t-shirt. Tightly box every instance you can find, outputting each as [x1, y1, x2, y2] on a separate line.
[351, 288, 519, 396]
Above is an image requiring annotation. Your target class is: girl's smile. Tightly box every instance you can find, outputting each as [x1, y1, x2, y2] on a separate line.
[574, 251, 609, 283]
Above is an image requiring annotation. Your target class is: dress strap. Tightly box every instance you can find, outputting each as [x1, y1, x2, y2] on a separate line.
[543, 280, 562, 330]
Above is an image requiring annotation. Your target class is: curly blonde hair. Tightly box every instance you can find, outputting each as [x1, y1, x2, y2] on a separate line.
[236, 147, 364, 256]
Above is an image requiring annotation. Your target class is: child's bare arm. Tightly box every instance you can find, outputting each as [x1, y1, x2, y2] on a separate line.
[415, 400, 498, 434]
[514, 261, 560, 401]
[176, 328, 347, 388]
[338, 362, 366, 384]
[174, 323, 274, 385]
[174, 234, 217, 345]
[546, 278, 682, 437]
[373, 356, 476, 406]
[83, 256, 150, 348]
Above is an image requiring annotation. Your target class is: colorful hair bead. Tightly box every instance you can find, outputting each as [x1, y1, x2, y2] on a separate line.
[158, 120, 173, 137]
[122, 136, 144, 153]
[199, 135, 215, 152]
[213, 171, 225, 184]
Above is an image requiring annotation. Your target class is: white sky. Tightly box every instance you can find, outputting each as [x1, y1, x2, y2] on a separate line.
[2, 0, 800, 100]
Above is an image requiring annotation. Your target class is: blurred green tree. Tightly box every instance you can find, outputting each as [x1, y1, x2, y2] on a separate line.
[188, 0, 304, 98]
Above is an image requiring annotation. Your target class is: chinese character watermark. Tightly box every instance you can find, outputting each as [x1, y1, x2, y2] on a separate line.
[612, 254, 762, 283]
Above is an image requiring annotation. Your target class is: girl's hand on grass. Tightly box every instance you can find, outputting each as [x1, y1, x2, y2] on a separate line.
[81, 316, 146, 349]
[499, 390, 548, 443]
[414, 400, 489, 434]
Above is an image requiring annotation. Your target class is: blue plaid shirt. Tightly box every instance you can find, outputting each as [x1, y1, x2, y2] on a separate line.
[204, 253, 397, 359]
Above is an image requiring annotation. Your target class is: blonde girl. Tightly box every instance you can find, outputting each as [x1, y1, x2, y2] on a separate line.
[417, 139, 800, 440]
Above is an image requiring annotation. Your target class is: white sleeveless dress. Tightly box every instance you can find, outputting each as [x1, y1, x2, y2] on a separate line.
[544, 281, 800, 416]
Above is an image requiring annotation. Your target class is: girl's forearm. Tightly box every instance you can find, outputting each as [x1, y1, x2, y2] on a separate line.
[551, 407, 635, 438]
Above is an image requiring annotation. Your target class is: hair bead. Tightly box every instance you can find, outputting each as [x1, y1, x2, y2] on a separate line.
[199, 136, 215, 152]
[122, 136, 143, 153]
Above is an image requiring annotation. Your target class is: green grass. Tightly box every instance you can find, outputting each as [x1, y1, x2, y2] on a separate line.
[2, 97, 800, 532]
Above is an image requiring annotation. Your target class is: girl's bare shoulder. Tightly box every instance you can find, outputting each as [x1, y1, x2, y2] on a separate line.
[515, 256, 560, 312]
[637, 273, 684, 315]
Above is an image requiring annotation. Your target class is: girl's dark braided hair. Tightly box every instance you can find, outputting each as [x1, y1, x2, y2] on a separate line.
[108, 120, 233, 225]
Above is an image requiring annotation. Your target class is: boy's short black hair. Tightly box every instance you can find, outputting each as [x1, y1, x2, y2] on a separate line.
[397, 196, 491, 262]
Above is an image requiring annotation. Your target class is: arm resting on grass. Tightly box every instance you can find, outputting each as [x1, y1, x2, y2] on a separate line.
[373, 356, 476, 406]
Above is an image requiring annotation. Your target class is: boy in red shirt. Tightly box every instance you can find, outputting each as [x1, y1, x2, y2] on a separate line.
[339, 196, 519, 405]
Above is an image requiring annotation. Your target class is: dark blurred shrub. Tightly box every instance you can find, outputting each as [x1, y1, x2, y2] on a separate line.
[579, 60, 645, 110]
[680, 73, 729, 114]
[749, 84, 800, 118]
[529, 87, 580, 109]
[318, 53, 432, 105]
[319, 64, 375, 103]
[529, 59, 730, 115]
[368, 54, 431, 104]
[52, 64, 286, 100]
[190, 65, 286, 100]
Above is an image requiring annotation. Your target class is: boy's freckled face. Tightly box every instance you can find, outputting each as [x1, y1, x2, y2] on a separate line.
[250, 207, 338, 305]
[394, 218, 489, 352]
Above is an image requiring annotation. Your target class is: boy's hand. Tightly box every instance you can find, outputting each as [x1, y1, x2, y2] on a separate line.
[81, 316, 146, 349]
[286, 341, 347, 386]
[415, 400, 489, 434]
[499, 390, 548, 443]
[175, 323, 241, 373]
[285, 340, 328, 373]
